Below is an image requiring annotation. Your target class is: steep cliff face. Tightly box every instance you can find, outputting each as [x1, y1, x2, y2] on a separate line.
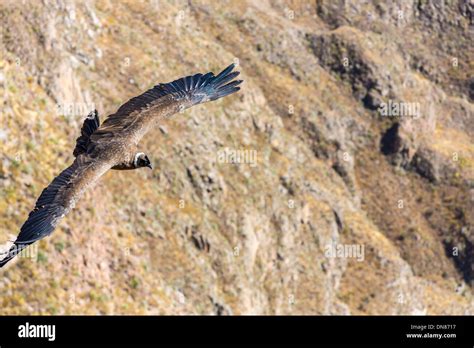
[0, 0, 472, 314]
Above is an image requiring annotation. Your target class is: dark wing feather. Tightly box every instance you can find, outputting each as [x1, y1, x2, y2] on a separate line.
[0, 156, 110, 268]
[90, 63, 242, 144]
[16, 162, 79, 244]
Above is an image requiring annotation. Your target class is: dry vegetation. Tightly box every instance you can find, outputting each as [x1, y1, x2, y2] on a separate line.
[0, 0, 472, 314]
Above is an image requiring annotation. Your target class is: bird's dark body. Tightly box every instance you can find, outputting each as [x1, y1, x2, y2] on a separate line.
[0, 63, 242, 268]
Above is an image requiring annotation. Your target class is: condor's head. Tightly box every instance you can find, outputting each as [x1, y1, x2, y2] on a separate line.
[134, 152, 152, 169]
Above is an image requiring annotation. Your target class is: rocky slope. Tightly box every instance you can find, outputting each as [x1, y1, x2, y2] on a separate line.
[0, 0, 472, 314]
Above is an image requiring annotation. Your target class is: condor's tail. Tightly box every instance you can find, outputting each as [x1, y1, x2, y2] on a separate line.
[73, 110, 100, 157]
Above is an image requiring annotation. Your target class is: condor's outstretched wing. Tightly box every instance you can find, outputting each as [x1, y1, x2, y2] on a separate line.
[90, 63, 242, 145]
[0, 156, 111, 268]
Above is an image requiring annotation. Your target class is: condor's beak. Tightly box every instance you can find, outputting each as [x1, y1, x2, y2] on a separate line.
[146, 163, 153, 170]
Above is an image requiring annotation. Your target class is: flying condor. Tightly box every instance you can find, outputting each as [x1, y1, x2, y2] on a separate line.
[0, 63, 242, 268]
